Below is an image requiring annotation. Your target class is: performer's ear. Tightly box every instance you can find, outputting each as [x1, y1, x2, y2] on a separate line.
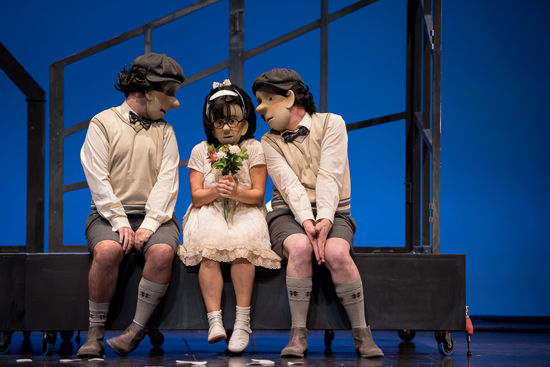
[240, 120, 249, 136]
[284, 90, 295, 109]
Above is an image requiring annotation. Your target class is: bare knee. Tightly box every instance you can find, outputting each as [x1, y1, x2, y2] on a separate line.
[324, 240, 353, 270]
[92, 240, 123, 269]
[145, 243, 175, 270]
[200, 257, 221, 270]
[284, 234, 313, 263]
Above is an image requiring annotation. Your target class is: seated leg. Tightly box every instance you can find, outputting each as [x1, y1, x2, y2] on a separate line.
[324, 238, 383, 358]
[78, 240, 124, 358]
[228, 259, 254, 353]
[281, 234, 313, 358]
[106, 243, 173, 356]
[199, 258, 226, 344]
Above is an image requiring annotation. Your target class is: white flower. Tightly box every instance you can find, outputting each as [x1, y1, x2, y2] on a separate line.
[229, 145, 241, 154]
[216, 151, 227, 160]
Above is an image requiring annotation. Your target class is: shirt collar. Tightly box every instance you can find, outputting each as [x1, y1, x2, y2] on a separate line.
[285, 113, 312, 133]
[119, 101, 138, 121]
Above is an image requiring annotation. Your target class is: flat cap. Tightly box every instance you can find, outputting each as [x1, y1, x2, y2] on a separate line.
[252, 68, 304, 95]
[132, 52, 185, 85]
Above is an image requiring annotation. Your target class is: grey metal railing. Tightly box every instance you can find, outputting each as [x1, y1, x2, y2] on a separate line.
[0, 42, 45, 253]
[48, 0, 441, 253]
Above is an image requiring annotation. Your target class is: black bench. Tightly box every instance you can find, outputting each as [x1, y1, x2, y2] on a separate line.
[0, 253, 465, 354]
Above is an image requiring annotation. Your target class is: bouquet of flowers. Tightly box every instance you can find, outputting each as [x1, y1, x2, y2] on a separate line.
[207, 144, 249, 220]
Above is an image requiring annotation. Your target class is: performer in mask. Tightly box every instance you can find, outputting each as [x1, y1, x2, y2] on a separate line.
[253, 68, 383, 358]
[78, 53, 184, 358]
[178, 80, 281, 353]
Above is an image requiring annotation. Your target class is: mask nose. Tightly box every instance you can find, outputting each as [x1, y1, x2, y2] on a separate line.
[171, 98, 180, 109]
[222, 123, 231, 133]
[256, 104, 266, 116]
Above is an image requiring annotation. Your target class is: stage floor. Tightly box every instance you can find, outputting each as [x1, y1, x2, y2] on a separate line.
[1, 329, 549, 367]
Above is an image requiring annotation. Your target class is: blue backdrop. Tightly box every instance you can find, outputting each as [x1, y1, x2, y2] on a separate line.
[1, 0, 549, 317]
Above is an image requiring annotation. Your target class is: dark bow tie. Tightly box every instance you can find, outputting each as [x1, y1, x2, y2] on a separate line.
[282, 126, 309, 143]
[129, 111, 154, 130]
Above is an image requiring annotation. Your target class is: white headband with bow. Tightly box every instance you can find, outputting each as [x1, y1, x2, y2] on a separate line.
[205, 79, 247, 119]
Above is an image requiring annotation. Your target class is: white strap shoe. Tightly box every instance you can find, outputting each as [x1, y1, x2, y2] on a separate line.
[228, 306, 252, 353]
[207, 310, 227, 344]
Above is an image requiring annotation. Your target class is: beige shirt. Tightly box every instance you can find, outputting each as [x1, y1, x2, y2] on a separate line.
[261, 112, 349, 225]
[80, 101, 179, 233]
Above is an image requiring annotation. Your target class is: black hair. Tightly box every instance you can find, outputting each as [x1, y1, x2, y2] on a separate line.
[115, 65, 162, 97]
[289, 82, 317, 115]
[203, 84, 256, 145]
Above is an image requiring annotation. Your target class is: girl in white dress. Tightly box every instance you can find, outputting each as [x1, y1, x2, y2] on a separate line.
[178, 80, 281, 353]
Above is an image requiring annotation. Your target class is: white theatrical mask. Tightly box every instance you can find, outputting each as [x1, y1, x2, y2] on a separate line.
[146, 81, 181, 120]
[213, 104, 249, 145]
[254, 87, 295, 131]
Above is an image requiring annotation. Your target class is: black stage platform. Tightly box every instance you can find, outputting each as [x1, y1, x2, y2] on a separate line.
[1, 253, 465, 356]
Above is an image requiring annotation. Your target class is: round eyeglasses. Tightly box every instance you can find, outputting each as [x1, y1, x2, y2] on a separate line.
[212, 117, 245, 129]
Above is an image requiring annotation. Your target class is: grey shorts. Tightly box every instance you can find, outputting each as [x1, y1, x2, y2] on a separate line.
[266, 210, 357, 260]
[85, 212, 181, 255]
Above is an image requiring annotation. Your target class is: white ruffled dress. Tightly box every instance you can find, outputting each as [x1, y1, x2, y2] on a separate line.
[177, 139, 281, 269]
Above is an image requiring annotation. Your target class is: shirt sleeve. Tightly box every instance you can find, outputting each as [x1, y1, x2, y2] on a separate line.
[140, 127, 180, 232]
[187, 143, 206, 173]
[261, 139, 314, 225]
[247, 140, 266, 168]
[315, 114, 348, 223]
[80, 122, 131, 231]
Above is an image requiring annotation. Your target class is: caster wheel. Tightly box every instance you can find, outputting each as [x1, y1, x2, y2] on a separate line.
[60, 331, 74, 341]
[0, 331, 13, 354]
[42, 332, 57, 356]
[148, 330, 164, 347]
[438, 341, 453, 355]
[435, 331, 453, 356]
[398, 329, 416, 342]
[0, 342, 10, 355]
[23, 331, 31, 339]
[324, 329, 335, 348]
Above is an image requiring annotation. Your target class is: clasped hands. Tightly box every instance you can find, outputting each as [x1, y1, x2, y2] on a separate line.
[216, 172, 238, 199]
[118, 227, 153, 254]
[303, 218, 332, 265]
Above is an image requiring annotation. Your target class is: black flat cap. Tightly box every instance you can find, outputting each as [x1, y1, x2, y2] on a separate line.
[132, 53, 185, 85]
[252, 68, 304, 95]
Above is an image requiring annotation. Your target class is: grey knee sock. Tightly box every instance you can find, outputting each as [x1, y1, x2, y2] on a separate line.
[335, 277, 367, 329]
[133, 278, 168, 328]
[286, 277, 312, 328]
[89, 300, 110, 328]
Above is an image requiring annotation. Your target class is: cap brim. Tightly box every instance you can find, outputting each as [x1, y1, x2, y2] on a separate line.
[147, 75, 185, 84]
[253, 81, 293, 95]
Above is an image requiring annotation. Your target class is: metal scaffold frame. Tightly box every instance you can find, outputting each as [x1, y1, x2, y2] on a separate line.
[45, 0, 441, 254]
[0, 42, 45, 253]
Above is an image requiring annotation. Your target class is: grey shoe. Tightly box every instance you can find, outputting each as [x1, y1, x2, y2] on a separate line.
[77, 326, 105, 358]
[281, 327, 308, 357]
[106, 322, 148, 356]
[352, 326, 384, 358]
